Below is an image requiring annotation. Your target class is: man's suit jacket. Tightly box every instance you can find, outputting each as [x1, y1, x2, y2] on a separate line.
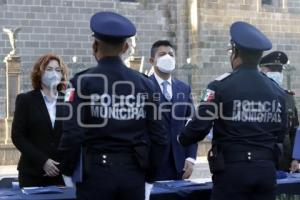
[150, 75, 198, 173]
[11, 89, 64, 181]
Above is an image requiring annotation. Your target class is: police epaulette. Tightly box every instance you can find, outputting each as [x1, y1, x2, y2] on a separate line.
[285, 90, 295, 96]
[215, 72, 231, 81]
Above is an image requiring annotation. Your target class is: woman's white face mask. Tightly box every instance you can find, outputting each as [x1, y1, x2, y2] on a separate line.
[41, 60, 62, 90]
[266, 72, 283, 86]
[156, 54, 176, 73]
[42, 70, 62, 89]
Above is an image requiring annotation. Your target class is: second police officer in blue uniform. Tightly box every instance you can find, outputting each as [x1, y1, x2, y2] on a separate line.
[260, 51, 299, 172]
[178, 21, 287, 200]
[58, 12, 167, 200]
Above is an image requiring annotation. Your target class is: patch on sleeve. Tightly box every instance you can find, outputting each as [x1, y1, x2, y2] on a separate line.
[215, 73, 231, 81]
[64, 88, 75, 102]
[200, 89, 215, 102]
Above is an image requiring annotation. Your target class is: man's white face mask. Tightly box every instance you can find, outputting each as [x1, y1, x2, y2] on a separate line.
[156, 54, 176, 73]
[266, 72, 283, 86]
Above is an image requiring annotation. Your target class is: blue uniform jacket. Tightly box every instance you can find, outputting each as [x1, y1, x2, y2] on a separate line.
[58, 57, 168, 180]
[179, 64, 287, 153]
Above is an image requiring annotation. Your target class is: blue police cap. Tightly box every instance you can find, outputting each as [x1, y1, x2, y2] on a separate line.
[230, 21, 272, 51]
[260, 51, 288, 71]
[260, 51, 288, 66]
[90, 11, 136, 44]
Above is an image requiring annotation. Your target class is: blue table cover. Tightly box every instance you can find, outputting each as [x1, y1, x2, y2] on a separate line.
[0, 178, 299, 200]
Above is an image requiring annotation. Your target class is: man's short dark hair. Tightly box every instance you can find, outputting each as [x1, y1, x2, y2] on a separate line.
[238, 48, 263, 65]
[150, 40, 174, 58]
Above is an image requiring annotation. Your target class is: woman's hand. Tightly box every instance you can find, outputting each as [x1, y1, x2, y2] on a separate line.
[43, 159, 60, 177]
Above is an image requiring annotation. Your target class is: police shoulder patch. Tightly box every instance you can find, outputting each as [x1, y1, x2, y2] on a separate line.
[200, 89, 215, 102]
[215, 73, 231, 81]
[64, 88, 75, 102]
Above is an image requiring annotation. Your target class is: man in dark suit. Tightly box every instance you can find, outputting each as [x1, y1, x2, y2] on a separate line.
[149, 40, 198, 180]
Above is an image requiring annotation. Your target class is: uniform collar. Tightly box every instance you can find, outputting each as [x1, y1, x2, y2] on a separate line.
[97, 56, 124, 67]
[234, 64, 258, 72]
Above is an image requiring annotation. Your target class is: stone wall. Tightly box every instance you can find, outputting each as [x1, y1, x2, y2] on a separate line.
[1, 0, 300, 113]
[0, 0, 176, 66]
[0, 0, 177, 118]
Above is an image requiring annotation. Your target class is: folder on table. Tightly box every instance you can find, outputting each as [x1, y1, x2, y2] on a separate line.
[21, 186, 62, 195]
[164, 180, 205, 188]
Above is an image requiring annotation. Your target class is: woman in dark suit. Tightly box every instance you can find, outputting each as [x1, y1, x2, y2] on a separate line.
[11, 53, 68, 187]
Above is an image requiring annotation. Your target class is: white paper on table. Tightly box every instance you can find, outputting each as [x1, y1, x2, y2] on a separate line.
[190, 178, 212, 184]
[145, 182, 153, 200]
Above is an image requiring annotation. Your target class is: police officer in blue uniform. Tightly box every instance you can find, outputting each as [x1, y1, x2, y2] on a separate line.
[58, 11, 167, 200]
[260, 51, 300, 172]
[178, 21, 287, 200]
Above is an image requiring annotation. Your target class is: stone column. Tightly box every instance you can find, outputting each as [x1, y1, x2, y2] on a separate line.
[175, 0, 188, 68]
[3, 55, 21, 145]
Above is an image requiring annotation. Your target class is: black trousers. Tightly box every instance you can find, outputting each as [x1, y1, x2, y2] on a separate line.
[211, 160, 276, 200]
[76, 155, 145, 200]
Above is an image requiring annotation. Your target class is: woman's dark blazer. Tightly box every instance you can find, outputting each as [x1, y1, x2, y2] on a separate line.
[11, 89, 64, 184]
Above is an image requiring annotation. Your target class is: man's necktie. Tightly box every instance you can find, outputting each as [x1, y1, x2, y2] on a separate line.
[162, 80, 171, 101]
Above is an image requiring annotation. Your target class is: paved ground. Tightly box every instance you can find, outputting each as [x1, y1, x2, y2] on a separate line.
[0, 157, 211, 180]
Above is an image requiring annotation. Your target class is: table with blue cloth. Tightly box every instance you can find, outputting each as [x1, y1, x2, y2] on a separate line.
[0, 178, 300, 200]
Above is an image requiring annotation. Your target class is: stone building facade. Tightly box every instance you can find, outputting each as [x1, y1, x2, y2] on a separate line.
[1, 0, 300, 115]
[0, 0, 180, 118]
[0, 0, 300, 163]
